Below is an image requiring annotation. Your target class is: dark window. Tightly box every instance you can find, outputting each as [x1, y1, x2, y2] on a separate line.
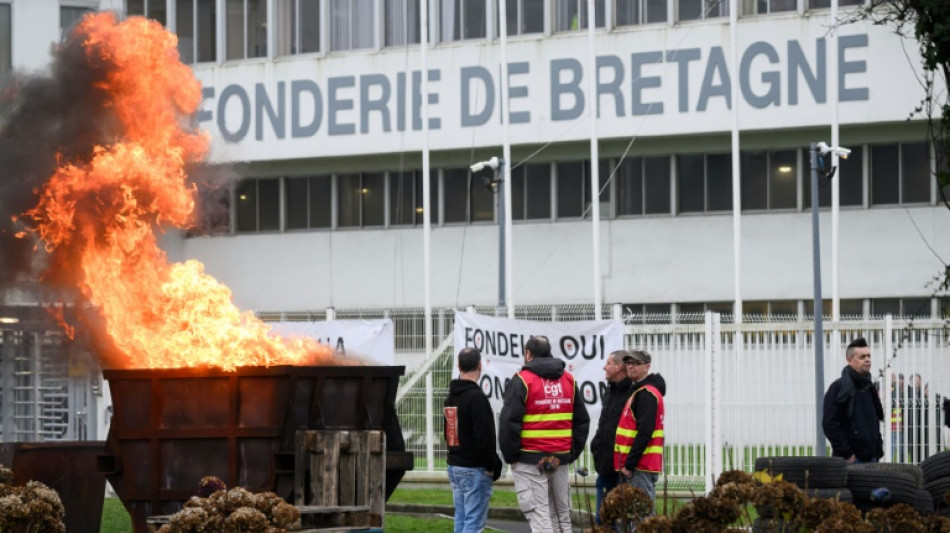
[707, 154, 733, 211]
[330, 0, 374, 51]
[235, 178, 279, 232]
[127, 0, 167, 25]
[741, 151, 768, 210]
[309, 176, 332, 228]
[275, 0, 321, 55]
[902, 298, 931, 317]
[902, 142, 931, 203]
[803, 299, 832, 316]
[362, 173, 385, 226]
[177, 0, 218, 63]
[677, 154, 705, 213]
[190, 179, 232, 236]
[871, 298, 900, 317]
[744, 301, 769, 316]
[769, 300, 798, 317]
[441, 0, 487, 41]
[471, 170, 494, 222]
[617, 157, 644, 216]
[502, 0, 544, 35]
[286, 176, 331, 230]
[443, 168, 469, 223]
[61, 7, 93, 35]
[871, 144, 900, 205]
[391, 171, 418, 226]
[386, 0, 421, 46]
[512, 163, 551, 220]
[804, 146, 863, 208]
[617, 0, 663, 25]
[644, 156, 671, 214]
[839, 299, 864, 317]
[556, 162, 585, 218]
[338, 174, 361, 227]
[583, 159, 612, 219]
[227, 0, 267, 59]
[810, 0, 863, 8]
[556, 0, 605, 30]
[679, 0, 728, 20]
[0, 4, 9, 76]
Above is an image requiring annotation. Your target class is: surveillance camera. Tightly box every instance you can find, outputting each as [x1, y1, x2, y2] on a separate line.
[470, 157, 505, 173]
[470, 162, 486, 173]
[817, 142, 851, 160]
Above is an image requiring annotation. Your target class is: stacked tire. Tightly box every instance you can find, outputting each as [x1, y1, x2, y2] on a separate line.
[845, 463, 923, 515]
[751, 456, 851, 533]
[921, 450, 950, 517]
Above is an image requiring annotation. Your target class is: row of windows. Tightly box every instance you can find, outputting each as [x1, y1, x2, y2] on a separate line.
[123, 0, 864, 63]
[626, 297, 936, 322]
[221, 141, 936, 234]
[0, 4, 9, 76]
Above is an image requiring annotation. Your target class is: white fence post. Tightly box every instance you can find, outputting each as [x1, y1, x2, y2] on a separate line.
[426, 371, 434, 472]
[883, 315, 893, 462]
[704, 311, 723, 492]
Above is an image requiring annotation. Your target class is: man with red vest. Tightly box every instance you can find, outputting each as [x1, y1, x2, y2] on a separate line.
[614, 350, 666, 515]
[499, 335, 590, 533]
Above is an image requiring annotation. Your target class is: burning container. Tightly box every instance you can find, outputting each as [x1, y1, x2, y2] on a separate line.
[99, 365, 412, 533]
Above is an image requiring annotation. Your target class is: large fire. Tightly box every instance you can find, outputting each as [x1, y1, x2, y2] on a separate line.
[18, 13, 333, 370]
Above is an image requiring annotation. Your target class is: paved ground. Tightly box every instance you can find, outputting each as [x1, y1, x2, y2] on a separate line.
[485, 518, 585, 533]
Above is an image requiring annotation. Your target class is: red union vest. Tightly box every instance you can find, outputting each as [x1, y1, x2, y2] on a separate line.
[518, 370, 575, 454]
[613, 384, 665, 473]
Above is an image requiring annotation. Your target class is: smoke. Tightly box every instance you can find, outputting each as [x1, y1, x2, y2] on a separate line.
[0, 24, 117, 289]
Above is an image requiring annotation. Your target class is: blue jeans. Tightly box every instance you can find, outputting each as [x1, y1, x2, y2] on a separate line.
[448, 465, 493, 533]
[595, 472, 620, 525]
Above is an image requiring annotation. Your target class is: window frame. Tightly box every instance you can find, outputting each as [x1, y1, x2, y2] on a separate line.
[869, 141, 933, 207]
[125, 0, 167, 25]
[498, 0, 546, 37]
[225, 0, 268, 60]
[274, 0, 324, 57]
[176, 0, 219, 64]
[329, 0, 377, 52]
[0, 2, 10, 78]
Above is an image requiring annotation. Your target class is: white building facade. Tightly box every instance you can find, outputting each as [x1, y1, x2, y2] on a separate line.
[3, 0, 949, 320]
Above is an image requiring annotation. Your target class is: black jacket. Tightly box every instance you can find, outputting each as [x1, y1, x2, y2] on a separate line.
[590, 377, 632, 476]
[498, 357, 591, 465]
[444, 379, 503, 480]
[822, 366, 885, 461]
[622, 374, 666, 472]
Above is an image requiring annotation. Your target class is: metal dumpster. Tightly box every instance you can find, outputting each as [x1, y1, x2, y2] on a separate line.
[99, 365, 412, 533]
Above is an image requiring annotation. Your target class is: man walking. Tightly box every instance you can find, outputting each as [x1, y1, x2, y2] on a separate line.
[822, 337, 884, 463]
[589, 349, 632, 525]
[614, 350, 666, 517]
[444, 347, 503, 533]
[499, 336, 590, 533]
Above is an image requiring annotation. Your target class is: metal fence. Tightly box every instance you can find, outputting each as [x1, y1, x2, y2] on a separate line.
[381, 307, 950, 493]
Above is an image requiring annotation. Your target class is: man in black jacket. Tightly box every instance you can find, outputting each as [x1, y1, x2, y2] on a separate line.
[589, 349, 632, 525]
[444, 347, 503, 533]
[822, 337, 884, 463]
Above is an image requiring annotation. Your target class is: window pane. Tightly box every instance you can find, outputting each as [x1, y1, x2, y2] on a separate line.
[871, 144, 900, 205]
[840, 299, 864, 317]
[706, 153, 733, 211]
[583, 159, 610, 219]
[464, 0, 487, 39]
[679, 0, 703, 20]
[363, 172, 385, 226]
[617, 157, 643, 215]
[128, 0, 146, 16]
[443, 168, 468, 223]
[416, 173, 440, 224]
[555, 0, 580, 30]
[523, 0, 545, 32]
[197, 0, 217, 62]
[149, 0, 168, 25]
[391, 171, 417, 225]
[840, 145, 863, 206]
[300, 0, 321, 52]
[386, 0, 420, 46]
[525, 163, 551, 219]
[330, 0, 351, 50]
[511, 167, 525, 220]
[617, 0, 640, 25]
[902, 298, 931, 317]
[258, 178, 280, 231]
[471, 171, 494, 222]
[677, 154, 705, 213]
[770, 0, 796, 11]
[810, 0, 829, 8]
[226, 0, 243, 60]
[557, 162, 584, 218]
[902, 142, 930, 203]
[338, 174, 361, 227]
[871, 298, 900, 317]
[236, 180, 258, 232]
[309, 176, 332, 228]
[247, 0, 267, 57]
[646, 0, 667, 23]
[741, 151, 768, 210]
[769, 300, 798, 317]
[644, 156, 671, 214]
[769, 150, 797, 209]
[579, 0, 606, 27]
[61, 7, 92, 34]
[286, 177, 309, 229]
[0, 4, 10, 76]
[441, 0, 462, 41]
[353, 0, 375, 49]
[177, 0, 195, 63]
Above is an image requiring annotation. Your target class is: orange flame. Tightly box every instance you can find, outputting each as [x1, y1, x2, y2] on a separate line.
[22, 13, 332, 370]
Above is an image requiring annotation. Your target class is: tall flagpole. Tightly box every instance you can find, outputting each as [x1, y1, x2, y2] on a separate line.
[420, 0, 434, 472]
[587, 0, 603, 320]
[500, 0, 514, 318]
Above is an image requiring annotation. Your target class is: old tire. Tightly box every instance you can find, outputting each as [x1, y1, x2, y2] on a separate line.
[913, 489, 935, 516]
[922, 451, 950, 483]
[846, 465, 916, 504]
[753, 456, 848, 489]
[849, 462, 923, 488]
[804, 487, 853, 503]
[925, 477, 950, 515]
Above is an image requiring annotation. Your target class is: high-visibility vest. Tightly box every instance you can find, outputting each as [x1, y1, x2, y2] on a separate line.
[517, 370, 575, 454]
[613, 384, 665, 473]
[891, 407, 903, 431]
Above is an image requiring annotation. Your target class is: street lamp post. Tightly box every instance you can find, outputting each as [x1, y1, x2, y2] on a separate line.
[471, 157, 506, 310]
[809, 141, 850, 457]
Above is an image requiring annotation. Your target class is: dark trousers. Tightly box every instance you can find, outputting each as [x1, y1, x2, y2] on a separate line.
[595, 471, 620, 525]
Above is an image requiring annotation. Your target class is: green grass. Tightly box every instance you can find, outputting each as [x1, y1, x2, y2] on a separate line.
[101, 498, 132, 533]
[385, 514, 456, 532]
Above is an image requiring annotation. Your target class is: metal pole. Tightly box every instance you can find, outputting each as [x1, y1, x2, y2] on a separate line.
[586, 0, 602, 320]
[499, 0, 514, 318]
[497, 167, 506, 309]
[810, 142, 827, 456]
[420, 0, 434, 472]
